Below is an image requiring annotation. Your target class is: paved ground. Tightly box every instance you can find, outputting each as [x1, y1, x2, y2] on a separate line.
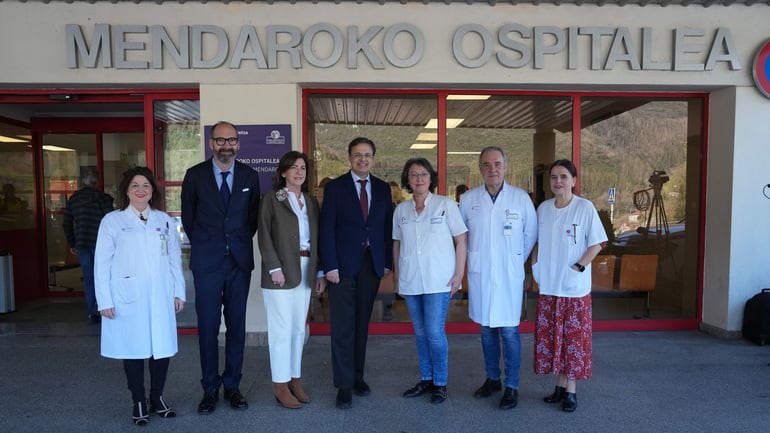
[1, 320, 769, 433]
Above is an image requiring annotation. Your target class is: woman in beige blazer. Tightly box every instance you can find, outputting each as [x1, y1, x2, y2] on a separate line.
[258, 151, 325, 408]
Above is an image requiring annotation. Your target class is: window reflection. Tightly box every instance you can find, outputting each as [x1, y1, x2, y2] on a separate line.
[304, 92, 702, 325]
[581, 98, 701, 320]
[0, 123, 34, 230]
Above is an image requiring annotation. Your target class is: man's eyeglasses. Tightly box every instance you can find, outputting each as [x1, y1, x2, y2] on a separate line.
[351, 153, 373, 160]
[212, 137, 239, 146]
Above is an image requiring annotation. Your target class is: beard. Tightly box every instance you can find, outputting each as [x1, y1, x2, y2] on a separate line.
[215, 149, 236, 165]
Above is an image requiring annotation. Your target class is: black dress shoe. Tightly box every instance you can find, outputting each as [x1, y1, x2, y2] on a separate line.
[336, 388, 352, 409]
[499, 387, 518, 410]
[430, 386, 448, 404]
[562, 392, 577, 412]
[197, 391, 218, 414]
[132, 401, 149, 425]
[544, 386, 566, 403]
[353, 380, 371, 397]
[402, 380, 434, 398]
[473, 378, 502, 398]
[224, 388, 248, 409]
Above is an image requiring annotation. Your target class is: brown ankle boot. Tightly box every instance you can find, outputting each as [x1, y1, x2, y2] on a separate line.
[273, 382, 301, 409]
[288, 377, 310, 403]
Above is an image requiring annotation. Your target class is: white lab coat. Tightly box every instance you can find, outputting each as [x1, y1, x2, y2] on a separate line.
[532, 196, 607, 298]
[94, 208, 185, 359]
[393, 193, 468, 295]
[459, 183, 537, 327]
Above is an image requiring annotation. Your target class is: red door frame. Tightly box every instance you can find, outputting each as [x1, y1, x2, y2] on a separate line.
[0, 89, 198, 303]
[0, 116, 43, 304]
[302, 88, 706, 334]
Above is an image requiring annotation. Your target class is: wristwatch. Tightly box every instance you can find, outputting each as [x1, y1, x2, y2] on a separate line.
[573, 262, 585, 272]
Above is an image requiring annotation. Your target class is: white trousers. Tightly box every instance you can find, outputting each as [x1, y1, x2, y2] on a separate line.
[262, 257, 312, 383]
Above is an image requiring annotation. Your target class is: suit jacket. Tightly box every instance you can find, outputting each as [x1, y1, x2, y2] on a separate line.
[257, 189, 321, 289]
[181, 158, 260, 273]
[319, 171, 393, 279]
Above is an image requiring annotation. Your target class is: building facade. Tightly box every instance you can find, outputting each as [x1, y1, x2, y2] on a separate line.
[1, 0, 769, 340]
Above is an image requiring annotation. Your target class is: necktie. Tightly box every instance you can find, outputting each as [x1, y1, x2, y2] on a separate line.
[358, 179, 368, 222]
[220, 171, 231, 210]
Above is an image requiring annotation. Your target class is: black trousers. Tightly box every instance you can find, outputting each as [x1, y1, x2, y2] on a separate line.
[123, 357, 170, 404]
[328, 248, 380, 389]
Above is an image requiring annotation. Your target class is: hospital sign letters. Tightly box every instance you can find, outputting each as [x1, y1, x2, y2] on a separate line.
[65, 23, 741, 72]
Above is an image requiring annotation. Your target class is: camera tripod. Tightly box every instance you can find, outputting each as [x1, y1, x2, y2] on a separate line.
[632, 173, 672, 253]
[631, 171, 677, 318]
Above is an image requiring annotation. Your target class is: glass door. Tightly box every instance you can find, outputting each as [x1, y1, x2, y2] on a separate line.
[0, 120, 41, 305]
[42, 127, 145, 294]
[43, 133, 96, 293]
[151, 98, 200, 328]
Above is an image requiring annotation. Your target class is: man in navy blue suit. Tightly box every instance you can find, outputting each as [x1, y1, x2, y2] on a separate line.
[181, 121, 260, 414]
[319, 137, 393, 409]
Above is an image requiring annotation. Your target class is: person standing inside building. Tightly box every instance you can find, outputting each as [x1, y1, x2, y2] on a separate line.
[181, 121, 261, 414]
[393, 158, 467, 404]
[95, 167, 185, 425]
[459, 146, 537, 410]
[319, 137, 393, 410]
[257, 151, 325, 409]
[454, 184, 469, 204]
[532, 159, 606, 413]
[63, 169, 114, 324]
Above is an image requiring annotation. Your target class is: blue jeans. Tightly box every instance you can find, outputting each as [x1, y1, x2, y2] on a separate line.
[404, 292, 450, 386]
[480, 325, 521, 389]
[78, 249, 97, 317]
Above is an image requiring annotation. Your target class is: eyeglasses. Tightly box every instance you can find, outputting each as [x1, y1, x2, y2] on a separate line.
[351, 153, 373, 160]
[408, 172, 430, 179]
[212, 137, 239, 146]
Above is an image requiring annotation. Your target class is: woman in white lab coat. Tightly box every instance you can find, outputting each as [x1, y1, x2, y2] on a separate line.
[532, 160, 606, 413]
[393, 158, 467, 404]
[95, 167, 185, 425]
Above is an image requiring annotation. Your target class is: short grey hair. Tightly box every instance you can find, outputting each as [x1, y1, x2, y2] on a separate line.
[81, 170, 98, 188]
[478, 146, 507, 166]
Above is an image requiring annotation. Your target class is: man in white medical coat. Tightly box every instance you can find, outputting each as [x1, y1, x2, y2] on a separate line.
[459, 146, 537, 410]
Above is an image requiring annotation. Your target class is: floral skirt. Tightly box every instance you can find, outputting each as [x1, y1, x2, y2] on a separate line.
[534, 294, 592, 380]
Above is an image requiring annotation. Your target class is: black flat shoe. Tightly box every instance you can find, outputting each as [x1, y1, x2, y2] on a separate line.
[402, 380, 434, 398]
[353, 380, 371, 397]
[132, 401, 149, 426]
[224, 388, 248, 409]
[431, 386, 448, 404]
[499, 387, 518, 410]
[544, 386, 566, 403]
[562, 392, 577, 412]
[149, 396, 176, 418]
[473, 378, 501, 398]
[336, 388, 352, 409]
[197, 391, 218, 414]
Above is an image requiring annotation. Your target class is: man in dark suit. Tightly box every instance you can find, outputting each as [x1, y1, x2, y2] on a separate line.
[319, 137, 393, 409]
[181, 121, 260, 414]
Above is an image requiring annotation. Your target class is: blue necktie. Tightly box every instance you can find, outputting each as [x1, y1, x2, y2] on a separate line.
[220, 171, 231, 210]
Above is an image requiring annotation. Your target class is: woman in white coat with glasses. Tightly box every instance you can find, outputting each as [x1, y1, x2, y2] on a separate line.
[95, 166, 185, 425]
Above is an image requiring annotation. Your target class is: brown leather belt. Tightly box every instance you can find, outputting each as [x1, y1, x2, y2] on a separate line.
[299, 250, 310, 257]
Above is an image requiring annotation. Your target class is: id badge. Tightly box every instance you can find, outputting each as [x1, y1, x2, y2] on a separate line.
[159, 233, 169, 256]
[159, 223, 170, 256]
[503, 219, 514, 236]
